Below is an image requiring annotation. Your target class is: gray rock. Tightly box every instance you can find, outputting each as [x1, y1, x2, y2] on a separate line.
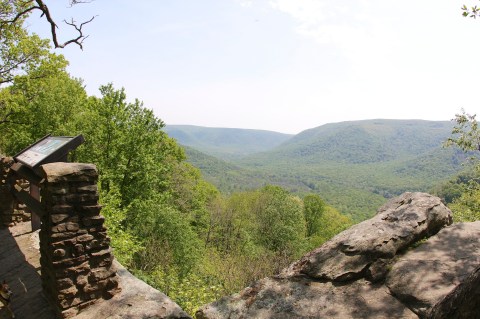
[428, 264, 480, 319]
[41, 162, 98, 182]
[74, 260, 191, 319]
[196, 276, 418, 319]
[386, 221, 480, 318]
[282, 192, 453, 281]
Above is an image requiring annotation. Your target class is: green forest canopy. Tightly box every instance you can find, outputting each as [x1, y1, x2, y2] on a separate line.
[1, 1, 479, 316]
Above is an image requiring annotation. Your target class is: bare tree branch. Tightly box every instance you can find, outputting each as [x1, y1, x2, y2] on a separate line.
[59, 15, 96, 49]
[1, 0, 96, 50]
[34, 0, 96, 49]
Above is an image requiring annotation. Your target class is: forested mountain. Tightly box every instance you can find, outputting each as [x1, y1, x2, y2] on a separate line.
[182, 120, 468, 221]
[165, 125, 293, 160]
[240, 120, 454, 165]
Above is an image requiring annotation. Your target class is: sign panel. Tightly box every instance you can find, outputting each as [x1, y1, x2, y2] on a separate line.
[14, 135, 84, 168]
[16, 137, 71, 167]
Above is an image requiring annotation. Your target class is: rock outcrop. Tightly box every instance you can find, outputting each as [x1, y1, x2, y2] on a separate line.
[387, 221, 480, 318]
[197, 192, 480, 319]
[281, 192, 452, 282]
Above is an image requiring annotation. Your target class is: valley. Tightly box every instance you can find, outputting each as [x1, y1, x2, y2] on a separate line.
[167, 119, 467, 221]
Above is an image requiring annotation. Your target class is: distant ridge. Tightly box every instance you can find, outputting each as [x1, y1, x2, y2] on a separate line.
[240, 119, 454, 165]
[170, 119, 466, 221]
[165, 125, 293, 161]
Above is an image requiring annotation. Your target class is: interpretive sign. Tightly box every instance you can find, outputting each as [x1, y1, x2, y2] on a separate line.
[14, 135, 85, 168]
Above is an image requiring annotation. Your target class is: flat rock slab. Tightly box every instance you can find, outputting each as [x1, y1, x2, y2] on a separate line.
[41, 163, 97, 183]
[386, 221, 480, 317]
[73, 260, 191, 319]
[196, 277, 417, 319]
[282, 192, 452, 281]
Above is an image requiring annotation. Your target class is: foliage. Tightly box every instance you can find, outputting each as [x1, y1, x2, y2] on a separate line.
[129, 197, 203, 277]
[0, 0, 69, 85]
[431, 168, 478, 204]
[303, 194, 326, 237]
[0, 71, 83, 154]
[135, 266, 223, 316]
[77, 84, 186, 207]
[254, 185, 306, 253]
[462, 2, 480, 18]
[305, 206, 352, 249]
[445, 109, 480, 154]
[99, 187, 142, 267]
[449, 181, 480, 222]
[443, 109, 480, 222]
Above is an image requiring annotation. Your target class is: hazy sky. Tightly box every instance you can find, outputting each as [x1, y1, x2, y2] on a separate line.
[28, 0, 480, 133]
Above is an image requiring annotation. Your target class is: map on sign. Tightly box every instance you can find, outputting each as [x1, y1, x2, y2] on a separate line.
[15, 136, 72, 168]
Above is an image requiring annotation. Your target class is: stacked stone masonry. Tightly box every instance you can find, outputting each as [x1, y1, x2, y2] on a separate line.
[0, 157, 14, 227]
[39, 163, 120, 318]
[0, 157, 31, 226]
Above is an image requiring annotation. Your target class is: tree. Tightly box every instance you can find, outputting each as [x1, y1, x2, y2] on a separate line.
[445, 109, 480, 153]
[303, 194, 326, 237]
[0, 1, 77, 130]
[0, 69, 83, 154]
[444, 109, 480, 222]
[449, 184, 480, 222]
[0, 0, 94, 88]
[254, 185, 306, 253]
[129, 197, 203, 277]
[76, 84, 185, 207]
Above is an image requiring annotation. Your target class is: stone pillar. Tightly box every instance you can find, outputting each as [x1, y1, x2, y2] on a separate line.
[39, 163, 120, 318]
[0, 157, 15, 227]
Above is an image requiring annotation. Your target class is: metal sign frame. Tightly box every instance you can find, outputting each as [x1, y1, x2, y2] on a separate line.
[8, 134, 85, 230]
[13, 134, 85, 169]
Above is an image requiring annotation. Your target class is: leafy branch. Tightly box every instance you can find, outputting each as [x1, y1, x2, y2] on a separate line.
[445, 109, 480, 153]
[462, 3, 480, 18]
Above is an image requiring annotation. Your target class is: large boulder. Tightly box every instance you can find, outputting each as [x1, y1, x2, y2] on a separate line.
[282, 192, 453, 281]
[197, 193, 480, 319]
[386, 221, 480, 318]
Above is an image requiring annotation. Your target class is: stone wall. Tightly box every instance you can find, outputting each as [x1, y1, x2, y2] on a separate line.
[39, 163, 120, 318]
[0, 157, 31, 227]
[0, 157, 15, 227]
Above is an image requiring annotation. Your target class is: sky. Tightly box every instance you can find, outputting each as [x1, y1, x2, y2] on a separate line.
[27, 0, 480, 134]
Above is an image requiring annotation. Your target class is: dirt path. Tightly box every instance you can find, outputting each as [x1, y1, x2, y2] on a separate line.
[0, 222, 55, 319]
